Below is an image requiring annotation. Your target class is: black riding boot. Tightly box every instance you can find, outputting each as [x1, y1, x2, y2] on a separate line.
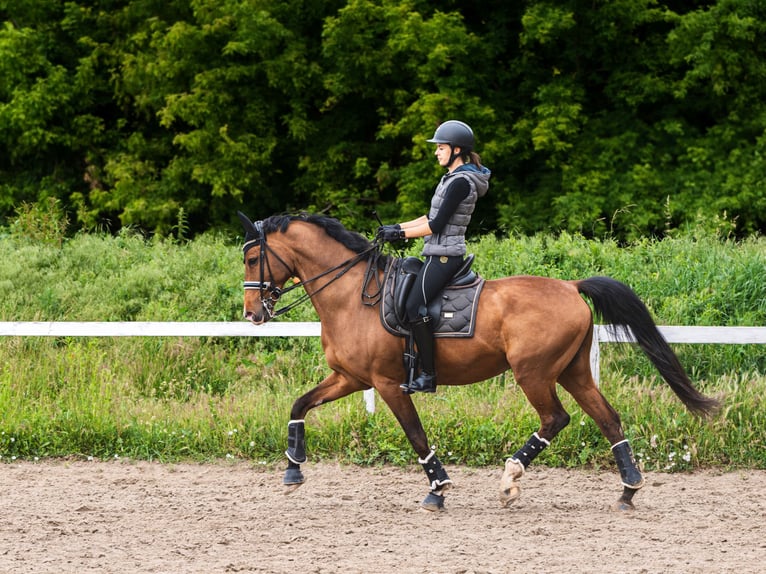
[401, 316, 437, 394]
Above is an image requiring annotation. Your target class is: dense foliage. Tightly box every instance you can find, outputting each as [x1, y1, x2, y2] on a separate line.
[2, 1, 766, 240]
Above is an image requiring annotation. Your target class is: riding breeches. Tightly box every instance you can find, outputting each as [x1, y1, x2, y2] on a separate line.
[405, 255, 464, 322]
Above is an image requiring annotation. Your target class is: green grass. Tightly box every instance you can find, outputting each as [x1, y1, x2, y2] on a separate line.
[1, 335, 763, 470]
[0, 224, 764, 470]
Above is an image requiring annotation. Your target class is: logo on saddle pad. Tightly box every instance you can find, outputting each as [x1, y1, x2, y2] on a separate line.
[380, 256, 485, 338]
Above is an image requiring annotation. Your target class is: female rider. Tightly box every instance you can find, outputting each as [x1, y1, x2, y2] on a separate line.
[378, 120, 491, 394]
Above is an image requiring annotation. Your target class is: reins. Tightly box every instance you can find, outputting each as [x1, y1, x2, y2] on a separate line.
[244, 230, 385, 319]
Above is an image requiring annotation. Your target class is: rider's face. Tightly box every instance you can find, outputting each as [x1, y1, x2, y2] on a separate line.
[434, 143, 453, 167]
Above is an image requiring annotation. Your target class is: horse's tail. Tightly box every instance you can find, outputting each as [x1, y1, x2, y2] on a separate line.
[576, 276, 720, 417]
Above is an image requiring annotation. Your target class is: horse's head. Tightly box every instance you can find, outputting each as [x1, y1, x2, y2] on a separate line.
[238, 211, 295, 324]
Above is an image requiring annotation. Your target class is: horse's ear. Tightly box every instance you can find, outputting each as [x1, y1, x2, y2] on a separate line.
[237, 211, 260, 240]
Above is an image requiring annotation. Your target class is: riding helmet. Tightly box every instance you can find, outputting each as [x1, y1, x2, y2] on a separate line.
[426, 120, 474, 152]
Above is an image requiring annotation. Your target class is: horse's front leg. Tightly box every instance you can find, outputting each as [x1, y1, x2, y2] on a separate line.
[376, 383, 452, 512]
[282, 371, 365, 492]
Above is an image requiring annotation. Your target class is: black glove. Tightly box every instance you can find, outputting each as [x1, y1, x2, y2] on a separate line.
[377, 224, 406, 243]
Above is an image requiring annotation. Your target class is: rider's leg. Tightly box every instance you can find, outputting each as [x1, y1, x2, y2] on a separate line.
[403, 314, 436, 393]
[400, 255, 462, 394]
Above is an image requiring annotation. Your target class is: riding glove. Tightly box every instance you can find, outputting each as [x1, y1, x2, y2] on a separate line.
[377, 224, 406, 242]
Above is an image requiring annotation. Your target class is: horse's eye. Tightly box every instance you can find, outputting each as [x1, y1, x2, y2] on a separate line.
[247, 256, 258, 266]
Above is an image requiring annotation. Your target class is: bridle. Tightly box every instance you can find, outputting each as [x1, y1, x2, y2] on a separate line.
[242, 219, 294, 319]
[242, 221, 383, 321]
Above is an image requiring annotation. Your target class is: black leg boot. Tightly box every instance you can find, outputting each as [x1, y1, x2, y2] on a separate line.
[401, 316, 436, 394]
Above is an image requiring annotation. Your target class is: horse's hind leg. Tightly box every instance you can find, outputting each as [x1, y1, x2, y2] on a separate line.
[501, 379, 571, 507]
[558, 352, 645, 510]
[282, 371, 366, 491]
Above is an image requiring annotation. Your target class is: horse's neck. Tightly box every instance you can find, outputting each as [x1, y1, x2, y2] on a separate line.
[288, 233, 368, 320]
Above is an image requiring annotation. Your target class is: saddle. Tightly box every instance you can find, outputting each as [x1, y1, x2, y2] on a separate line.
[380, 254, 485, 338]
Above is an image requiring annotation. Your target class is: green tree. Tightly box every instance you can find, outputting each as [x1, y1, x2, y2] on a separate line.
[498, 0, 766, 238]
[0, 0, 107, 219]
[1, 1, 765, 239]
[101, 0, 329, 233]
[308, 0, 496, 231]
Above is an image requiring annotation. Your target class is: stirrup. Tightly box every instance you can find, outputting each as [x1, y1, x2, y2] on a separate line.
[400, 372, 437, 394]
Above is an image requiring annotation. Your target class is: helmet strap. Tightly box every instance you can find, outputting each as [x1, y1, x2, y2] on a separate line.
[447, 145, 462, 169]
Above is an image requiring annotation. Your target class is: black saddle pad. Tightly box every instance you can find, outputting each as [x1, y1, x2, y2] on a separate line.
[379, 258, 485, 338]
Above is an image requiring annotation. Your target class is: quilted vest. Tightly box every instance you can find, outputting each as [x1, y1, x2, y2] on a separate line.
[423, 164, 490, 257]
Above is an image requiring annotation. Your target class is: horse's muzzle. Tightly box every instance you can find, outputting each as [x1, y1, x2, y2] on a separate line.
[243, 309, 266, 324]
[243, 291, 277, 324]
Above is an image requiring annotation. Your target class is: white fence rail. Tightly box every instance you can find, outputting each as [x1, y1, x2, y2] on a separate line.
[0, 321, 322, 338]
[590, 325, 766, 384]
[2, 322, 764, 413]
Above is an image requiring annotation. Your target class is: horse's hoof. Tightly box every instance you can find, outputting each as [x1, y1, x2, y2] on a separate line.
[610, 485, 639, 510]
[499, 458, 524, 507]
[282, 467, 306, 490]
[610, 499, 636, 512]
[499, 484, 521, 507]
[421, 492, 446, 512]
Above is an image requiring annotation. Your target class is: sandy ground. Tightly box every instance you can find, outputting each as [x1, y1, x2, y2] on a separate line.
[0, 460, 764, 574]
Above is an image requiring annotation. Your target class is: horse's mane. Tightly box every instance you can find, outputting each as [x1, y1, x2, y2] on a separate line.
[262, 213, 389, 267]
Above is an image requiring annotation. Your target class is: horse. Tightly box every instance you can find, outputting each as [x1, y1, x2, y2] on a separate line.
[237, 212, 719, 512]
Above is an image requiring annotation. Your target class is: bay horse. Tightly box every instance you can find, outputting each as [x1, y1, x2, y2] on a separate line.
[238, 212, 718, 512]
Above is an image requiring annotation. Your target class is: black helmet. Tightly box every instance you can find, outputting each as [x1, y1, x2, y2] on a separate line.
[426, 120, 474, 152]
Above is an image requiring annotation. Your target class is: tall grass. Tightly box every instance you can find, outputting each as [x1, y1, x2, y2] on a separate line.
[0, 224, 764, 470]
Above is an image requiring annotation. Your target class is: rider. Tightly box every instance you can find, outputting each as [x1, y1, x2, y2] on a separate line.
[378, 120, 491, 394]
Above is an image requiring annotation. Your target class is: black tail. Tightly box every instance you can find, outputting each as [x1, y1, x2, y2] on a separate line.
[578, 276, 719, 417]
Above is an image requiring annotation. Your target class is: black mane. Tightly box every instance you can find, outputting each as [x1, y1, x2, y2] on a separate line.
[262, 214, 389, 266]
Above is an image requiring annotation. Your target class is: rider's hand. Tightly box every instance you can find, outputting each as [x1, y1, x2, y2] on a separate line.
[377, 224, 406, 243]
